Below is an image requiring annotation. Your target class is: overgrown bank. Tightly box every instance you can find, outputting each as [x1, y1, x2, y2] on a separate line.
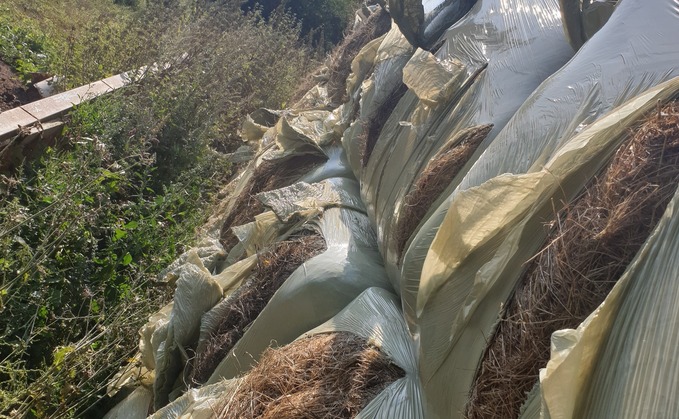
[0, 1, 326, 416]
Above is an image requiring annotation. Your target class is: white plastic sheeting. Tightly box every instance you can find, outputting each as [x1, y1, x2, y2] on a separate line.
[103, 387, 153, 419]
[207, 205, 392, 382]
[359, 0, 573, 302]
[153, 260, 223, 409]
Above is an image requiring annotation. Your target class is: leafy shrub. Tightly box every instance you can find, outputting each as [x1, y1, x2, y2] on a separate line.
[0, 16, 53, 81]
[0, 1, 317, 416]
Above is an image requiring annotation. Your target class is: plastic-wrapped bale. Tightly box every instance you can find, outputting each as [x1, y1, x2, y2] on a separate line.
[326, 6, 393, 106]
[215, 287, 421, 418]
[468, 92, 679, 418]
[300, 287, 424, 418]
[189, 177, 366, 383]
[342, 25, 415, 178]
[206, 203, 392, 383]
[152, 257, 224, 410]
[226, 148, 361, 262]
[220, 104, 342, 256]
[414, 78, 679, 418]
[539, 178, 679, 419]
[402, 0, 679, 331]
[356, 0, 573, 302]
[189, 231, 328, 385]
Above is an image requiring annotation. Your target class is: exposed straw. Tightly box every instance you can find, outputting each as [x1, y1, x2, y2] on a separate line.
[218, 154, 326, 249]
[217, 332, 404, 419]
[466, 102, 679, 418]
[360, 83, 409, 168]
[395, 124, 492, 258]
[326, 7, 392, 106]
[190, 232, 327, 385]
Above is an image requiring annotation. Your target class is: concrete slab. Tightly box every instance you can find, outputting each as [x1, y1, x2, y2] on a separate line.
[100, 74, 129, 90]
[0, 107, 40, 140]
[20, 81, 114, 120]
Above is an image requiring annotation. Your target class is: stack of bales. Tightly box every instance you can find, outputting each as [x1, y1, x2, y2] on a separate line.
[104, 0, 679, 418]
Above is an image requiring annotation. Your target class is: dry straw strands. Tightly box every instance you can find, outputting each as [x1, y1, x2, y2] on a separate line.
[360, 83, 409, 168]
[190, 232, 327, 385]
[396, 124, 492, 258]
[466, 102, 679, 418]
[326, 7, 392, 105]
[217, 332, 404, 419]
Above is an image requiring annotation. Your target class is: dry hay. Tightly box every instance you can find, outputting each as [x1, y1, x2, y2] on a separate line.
[326, 7, 392, 105]
[360, 83, 409, 168]
[218, 153, 326, 249]
[190, 232, 327, 385]
[217, 332, 404, 419]
[395, 124, 492, 259]
[466, 101, 679, 419]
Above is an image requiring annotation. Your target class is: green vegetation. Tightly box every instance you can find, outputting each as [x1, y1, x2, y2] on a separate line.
[241, 0, 362, 48]
[0, 0, 133, 82]
[0, 17, 52, 82]
[0, 0, 328, 416]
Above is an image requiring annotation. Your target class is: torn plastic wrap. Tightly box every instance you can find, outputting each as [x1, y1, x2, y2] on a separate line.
[207, 203, 392, 383]
[225, 145, 357, 263]
[301, 287, 424, 418]
[158, 237, 225, 281]
[402, 0, 679, 329]
[301, 145, 354, 183]
[560, 0, 617, 51]
[156, 288, 421, 419]
[150, 380, 238, 419]
[357, 0, 572, 299]
[414, 78, 679, 418]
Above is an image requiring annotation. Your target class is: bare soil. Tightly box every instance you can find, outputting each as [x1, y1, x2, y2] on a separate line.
[0, 61, 42, 112]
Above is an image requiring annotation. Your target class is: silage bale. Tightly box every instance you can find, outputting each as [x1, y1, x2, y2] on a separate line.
[467, 100, 679, 419]
[216, 332, 404, 418]
[206, 206, 392, 384]
[414, 78, 679, 418]
[189, 232, 327, 385]
[540, 173, 679, 419]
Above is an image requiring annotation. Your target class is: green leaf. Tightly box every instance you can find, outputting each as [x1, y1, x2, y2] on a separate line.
[113, 229, 127, 241]
[123, 220, 138, 230]
[121, 252, 132, 266]
[52, 346, 75, 370]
